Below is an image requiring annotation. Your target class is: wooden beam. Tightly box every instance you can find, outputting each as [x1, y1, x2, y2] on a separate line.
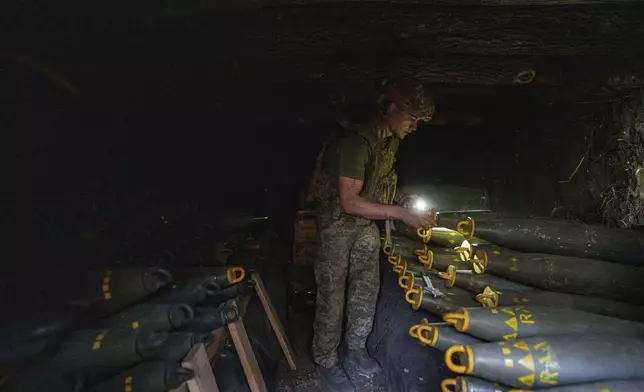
[231, 55, 559, 85]
[228, 299, 269, 392]
[181, 343, 221, 392]
[233, 4, 644, 57]
[251, 274, 297, 371]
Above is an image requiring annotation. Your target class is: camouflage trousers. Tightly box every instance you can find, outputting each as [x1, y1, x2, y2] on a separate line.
[312, 219, 380, 368]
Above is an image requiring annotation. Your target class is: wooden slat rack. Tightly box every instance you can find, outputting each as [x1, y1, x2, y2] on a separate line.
[171, 273, 296, 392]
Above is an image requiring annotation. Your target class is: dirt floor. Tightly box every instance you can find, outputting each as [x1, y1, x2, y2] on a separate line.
[276, 307, 387, 392]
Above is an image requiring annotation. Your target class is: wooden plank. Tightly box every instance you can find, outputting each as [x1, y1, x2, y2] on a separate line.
[252, 274, 297, 371]
[205, 291, 254, 363]
[182, 343, 221, 392]
[206, 325, 229, 363]
[228, 300, 268, 392]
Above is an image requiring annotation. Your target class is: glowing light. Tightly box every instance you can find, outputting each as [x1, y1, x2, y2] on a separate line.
[413, 198, 429, 211]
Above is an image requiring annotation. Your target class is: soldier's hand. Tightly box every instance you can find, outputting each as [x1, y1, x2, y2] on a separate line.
[400, 209, 434, 229]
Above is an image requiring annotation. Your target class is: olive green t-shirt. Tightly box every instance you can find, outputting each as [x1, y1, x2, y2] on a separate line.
[324, 132, 370, 181]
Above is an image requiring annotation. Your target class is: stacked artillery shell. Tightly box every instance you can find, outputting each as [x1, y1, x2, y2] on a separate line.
[0, 367, 85, 392]
[405, 273, 479, 316]
[469, 245, 644, 304]
[435, 212, 497, 233]
[154, 279, 214, 305]
[443, 306, 644, 341]
[84, 267, 173, 316]
[175, 266, 247, 291]
[205, 280, 255, 306]
[409, 320, 483, 352]
[458, 216, 644, 266]
[437, 265, 533, 293]
[444, 336, 644, 389]
[401, 225, 489, 248]
[99, 302, 194, 332]
[441, 376, 644, 392]
[474, 286, 644, 323]
[49, 327, 166, 381]
[86, 361, 193, 392]
[179, 307, 239, 333]
[441, 376, 508, 392]
[151, 332, 213, 362]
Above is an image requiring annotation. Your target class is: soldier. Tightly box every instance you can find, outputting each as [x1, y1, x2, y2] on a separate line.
[307, 78, 435, 391]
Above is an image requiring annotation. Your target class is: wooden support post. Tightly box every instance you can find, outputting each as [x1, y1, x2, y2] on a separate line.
[228, 305, 269, 392]
[174, 343, 220, 392]
[251, 273, 297, 371]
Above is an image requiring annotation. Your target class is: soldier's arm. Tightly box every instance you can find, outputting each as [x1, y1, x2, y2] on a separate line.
[338, 176, 406, 220]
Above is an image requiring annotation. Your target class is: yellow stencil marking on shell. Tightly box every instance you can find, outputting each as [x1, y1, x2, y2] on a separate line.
[510, 266, 519, 272]
[518, 374, 535, 388]
[504, 359, 514, 368]
[502, 347, 512, 355]
[519, 313, 535, 325]
[501, 308, 516, 316]
[518, 353, 535, 372]
[513, 341, 530, 352]
[505, 317, 518, 331]
[599, 389, 611, 392]
[510, 257, 518, 262]
[125, 375, 133, 392]
[493, 250, 501, 255]
[93, 332, 106, 351]
[503, 332, 518, 340]
[102, 271, 112, 300]
[448, 239, 455, 244]
[533, 342, 548, 351]
[538, 355, 551, 364]
[539, 370, 559, 385]
[491, 309, 498, 314]
[132, 321, 140, 329]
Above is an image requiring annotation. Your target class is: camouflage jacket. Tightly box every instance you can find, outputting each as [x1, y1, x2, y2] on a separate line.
[307, 120, 399, 228]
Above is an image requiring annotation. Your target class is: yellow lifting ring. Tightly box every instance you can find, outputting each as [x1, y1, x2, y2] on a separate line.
[437, 265, 457, 287]
[475, 286, 499, 307]
[417, 250, 434, 269]
[227, 267, 246, 284]
[398, 271, 414, 290]
[414, 244, 429, 257]
[443, 309, 470, 332]
[417, 227, 432, 243]
[404, 284, 423, 310]
[398, 275, 409, 289]
[405, 285, 421, 307]
[389, 254, 401, 266]
[416, 324, 438, 347]
[399, 260, 408, 277]
[441, 379, 457, 392]
[383, 242, 394, 256]
[444, 345, 474, 375]
[409, 324, 421, 339]
[456, 219, 475, 240]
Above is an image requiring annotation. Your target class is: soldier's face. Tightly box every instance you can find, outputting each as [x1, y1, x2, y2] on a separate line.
[386, 103, 419, 139]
